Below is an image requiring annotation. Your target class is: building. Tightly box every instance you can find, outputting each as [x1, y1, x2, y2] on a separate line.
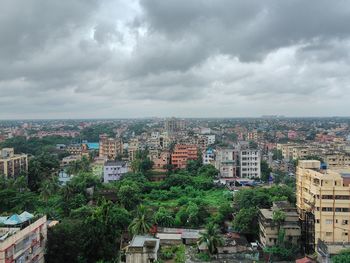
[322, 154, 350, 168]
[103, 161, 128, 183]
[66, 144, 83, 155]
[240, 149, 261, 178]
[259, 201, 301, 248]
[0, 212, 47, 263]
[171, 144, 198, 169]
[125, 235, 159, 263]
[0, 148, 28, 179]
[99, 134, 123, 160]
[215, 148, 238, 178]
[164, 118, 186, 133]
[296, 160, 350, 256]
[152, 151, 170, 171]
[127, 138, 140, 162]
[203, 149, 215, 165]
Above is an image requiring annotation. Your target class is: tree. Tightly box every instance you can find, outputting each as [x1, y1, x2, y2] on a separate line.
[40, 177, 58, 202]
[232, 207, 258, 234]
[154, 207, 175, 227]
[117, 181, 141, 210]
[332, 249, 350, 263]
[198, 223, 223, 255]
[128, 205, 152, 235]
[261, 160, 272, 182]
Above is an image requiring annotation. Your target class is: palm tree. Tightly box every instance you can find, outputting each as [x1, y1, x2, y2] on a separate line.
[198, 223, 224, 255]
[128, 205, 152, 235]
[39, 177, 58, 202]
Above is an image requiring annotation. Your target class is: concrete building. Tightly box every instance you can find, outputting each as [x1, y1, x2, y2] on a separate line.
[125, 235, 159, 263]
[240, 149, 261, 178]
[215, 148, 238, 178]
[322, 154, 350, 168]
[0, 148, 28, 179]
[296, 160, 350, 256]
[99, 134, 123, 160]
[152, 151, 170, 171]
[66, 144, 82, 155]
[0, 213, 47, 263]
[203, 149, 215, 165]
[259, 201, 301, 248]
[171, 144, 198, 169]
[103, 161, 128, 183]
[164, 118, 186, 133]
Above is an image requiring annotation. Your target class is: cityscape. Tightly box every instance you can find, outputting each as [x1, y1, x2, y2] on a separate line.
[1, 1, 350, 263]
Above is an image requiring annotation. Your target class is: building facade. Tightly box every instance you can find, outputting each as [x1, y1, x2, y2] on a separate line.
[240, 149, 261, 178]
[215, 148, 238, 178]
[99, 134, 123, 160]
[0, 148, 28, 179]
[296, 160, 350, 255]
[0, 214, 47, 263]
[103, 161, 128, 183]
[171, 144, 198, 169]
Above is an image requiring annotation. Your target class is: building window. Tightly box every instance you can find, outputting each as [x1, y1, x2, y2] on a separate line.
[325, 232, 332, 237]
[342, 220, 349, 225]
[325, 219, 333, 224]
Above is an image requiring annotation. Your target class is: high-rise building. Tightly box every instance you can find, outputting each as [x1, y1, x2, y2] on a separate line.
[99, 134, 123, 160]
[215, 148, 238, 178]
[296, 160, 350, 258]
[240, 149, 261, 178]
[164, 118, 186, 133]
[0, 148, 28, 178]
[171, 144, 198, 169]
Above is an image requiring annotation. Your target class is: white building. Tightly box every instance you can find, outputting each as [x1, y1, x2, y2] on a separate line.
[215, 148, 238, 178]
[203, 149, 215, 165]
[103, 161, 128, 183]
[240, 149, 261, 178]
[206, 135, 216, 145]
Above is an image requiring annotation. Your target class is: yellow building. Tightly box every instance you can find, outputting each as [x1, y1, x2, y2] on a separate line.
[99, 134, 123, 160]
[322, 154, 350, 169]
[296, 160, 350, 256]
[0, 148, 28, 178]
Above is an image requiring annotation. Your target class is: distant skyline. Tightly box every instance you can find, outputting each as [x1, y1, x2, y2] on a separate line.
[1, 0, 350, 119]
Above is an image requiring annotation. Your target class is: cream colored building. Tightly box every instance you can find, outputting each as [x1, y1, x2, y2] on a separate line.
[0, 214, 47, 263]
[322, 154, 350, 168]
[296, 160, 350, 254]
[0, 148, 28, 178]
[259, 201, 301, 248]
[125, 235, 159, 263]
[99, 135, 123, 160]
[128, 138, 140, 162]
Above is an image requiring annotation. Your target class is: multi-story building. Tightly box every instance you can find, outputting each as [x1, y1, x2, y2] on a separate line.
[99, 134, 123, 160]
[215, 148, 238, 178]
[103, 161, 128, 183]
[296, 160, 350, 257]
[152, 151, 170, 171]
[240, 149, 261, 178]
[66, 144, 82, 156]
[322, 154, 350, 168]
[171, 144, 198, 169]
[259, 201, 301, 248]
[0, 213, 47, 263]
[0, 148, 28, 178]
[164, 118, 186, 133]
[128, 139, 140, 162]
[203, 149, 215, 165]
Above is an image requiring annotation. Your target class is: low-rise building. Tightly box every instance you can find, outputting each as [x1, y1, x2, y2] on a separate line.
[103, 161, 128, 183]
[0, 212, 47, 263]
[125, 235, 159, 263]
[0, 148, 28, 179]
[203, 149, 215, 165]
[259, 201, 301, 248]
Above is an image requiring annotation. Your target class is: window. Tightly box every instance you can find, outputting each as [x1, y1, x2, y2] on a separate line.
[326, 219, 333, 224]
[342, 220, 349, 225]
[326, 232, 332, 236]
[322, 207, 333, 212]
[316, 219, 320, 224]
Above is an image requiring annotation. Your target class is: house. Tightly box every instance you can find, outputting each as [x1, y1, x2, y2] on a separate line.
[125, 235, 159, 263]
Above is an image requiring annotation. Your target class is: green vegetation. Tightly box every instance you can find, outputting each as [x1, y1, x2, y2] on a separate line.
[332, 249, 350, 263]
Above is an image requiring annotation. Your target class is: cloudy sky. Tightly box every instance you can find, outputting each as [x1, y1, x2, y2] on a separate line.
[1, 0, 350, 119]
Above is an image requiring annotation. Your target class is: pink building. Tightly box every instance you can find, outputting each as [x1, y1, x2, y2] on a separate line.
[288, 131, 298, 140]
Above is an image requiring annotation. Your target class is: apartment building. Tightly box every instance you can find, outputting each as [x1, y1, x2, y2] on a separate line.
[171, 144, 198, 169]
[240, 149, 261, 178]
[125, 235, 159, 263]
[152, 151, 170, 171]
[203, 149, 215, 165]
[128, 138, 140, 162]
[0, 213, 47, 263]
[0, 148, 28, 179]
[99, 134, 123, 160]
[322, 154, 350, 168]
[103, 161, 128, 183]
[296, 160, 350, 257]
[259, 201, 301, 248]
[164, 118, 186, 133]
[215, 148, 238, 178]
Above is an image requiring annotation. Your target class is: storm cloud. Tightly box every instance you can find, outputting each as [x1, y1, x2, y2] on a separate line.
[0, 0, 350, 118]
